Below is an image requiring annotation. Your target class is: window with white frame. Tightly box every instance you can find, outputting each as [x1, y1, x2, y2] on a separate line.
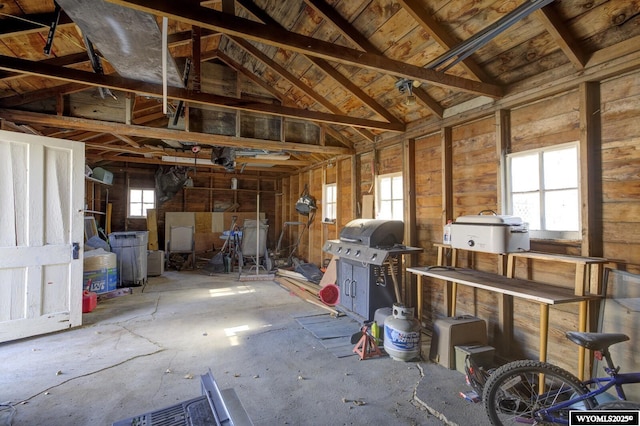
[129, 188, 155, 218]
[376, 173, 403, 220]
[507, 143, 580, 240]
[323, 183, 337, 222]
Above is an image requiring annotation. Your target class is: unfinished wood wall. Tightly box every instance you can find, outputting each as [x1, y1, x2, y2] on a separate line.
[281, 69, 640, 374]
[600, 72, 640, 269]
[105, 168, 277, 251]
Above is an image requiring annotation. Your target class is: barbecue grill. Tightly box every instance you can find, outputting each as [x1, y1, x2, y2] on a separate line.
[322, 219, 422, 322]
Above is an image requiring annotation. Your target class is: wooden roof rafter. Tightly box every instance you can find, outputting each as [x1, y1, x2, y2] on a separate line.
[106, 0, 504, 98]
[0, 55, 403, 132]
[303, 0, 444, 118]
[534, 5, 588, 69]
[396, 0, 491, 83]
[230, 1, 379, 142]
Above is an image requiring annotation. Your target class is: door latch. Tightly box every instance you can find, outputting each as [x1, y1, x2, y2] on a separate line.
[72, 242, 80, 260]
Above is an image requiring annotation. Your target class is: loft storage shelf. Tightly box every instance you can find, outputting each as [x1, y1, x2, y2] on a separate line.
[85, 175, 112, 186]
[183, 187, 277, 194]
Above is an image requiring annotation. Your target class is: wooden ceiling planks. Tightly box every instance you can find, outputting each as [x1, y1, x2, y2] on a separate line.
[2, 0, 640, 175]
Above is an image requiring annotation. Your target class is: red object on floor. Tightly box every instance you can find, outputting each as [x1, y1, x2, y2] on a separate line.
[319, 284, 339, 306]
[83, 290, 97, 313]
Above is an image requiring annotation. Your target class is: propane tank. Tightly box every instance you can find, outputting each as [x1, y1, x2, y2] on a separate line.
[384, 303, 421, 361]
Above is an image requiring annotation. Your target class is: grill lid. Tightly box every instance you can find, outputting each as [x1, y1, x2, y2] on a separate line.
[339, 219, 404, 248]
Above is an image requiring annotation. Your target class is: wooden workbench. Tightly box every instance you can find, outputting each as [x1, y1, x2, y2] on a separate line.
[407, 266, 600, 372]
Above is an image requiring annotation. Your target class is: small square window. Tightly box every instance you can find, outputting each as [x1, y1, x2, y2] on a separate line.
[129, 188, 155, 218]
[376, 173, 403, 221]
[507, 143, 580, 239]
[323, 183, 337, 222]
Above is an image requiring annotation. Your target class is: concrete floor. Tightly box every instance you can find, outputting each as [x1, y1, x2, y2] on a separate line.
[0, 270, 491, 426]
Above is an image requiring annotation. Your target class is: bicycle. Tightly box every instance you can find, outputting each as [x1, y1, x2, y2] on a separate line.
[482, 331, 640, 425]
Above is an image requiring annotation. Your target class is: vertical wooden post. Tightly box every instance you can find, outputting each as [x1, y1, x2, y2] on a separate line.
[579, 82, 603, 258]
[579, 81, 603, 379]
[404, 138, 417, 309]
[441, 127, 453, 223]
[496, 110, 513, 356]
[441, 127, 454, 317]
[495, 109, 511, 214]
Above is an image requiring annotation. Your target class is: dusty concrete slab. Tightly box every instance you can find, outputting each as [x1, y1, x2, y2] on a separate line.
[0, 270, 494, 425]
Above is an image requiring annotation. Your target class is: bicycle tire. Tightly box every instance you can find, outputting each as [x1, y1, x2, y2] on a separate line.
[483, 360, 596, 426]
[597, 400, 640, 410]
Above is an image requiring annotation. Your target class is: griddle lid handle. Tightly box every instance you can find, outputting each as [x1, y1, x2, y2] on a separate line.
[341, 237, 362, 243]
[478, 209, 497, 216]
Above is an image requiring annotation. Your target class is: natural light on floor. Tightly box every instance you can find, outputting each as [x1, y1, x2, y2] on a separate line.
[208, 286, 256, 298]
[224, 324, 250, 346]
[223, 323, 273, 346]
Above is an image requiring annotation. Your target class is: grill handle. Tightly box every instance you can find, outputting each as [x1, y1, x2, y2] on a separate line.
[344, 279, 351, 296]
[340, 237, 362, 243]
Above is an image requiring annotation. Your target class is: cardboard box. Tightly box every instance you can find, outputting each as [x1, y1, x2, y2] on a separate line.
[429, 315, 487, 369]
[454, 344, 495, 374]
[147, 250, 164, 276]
[83, 268, 117, 294]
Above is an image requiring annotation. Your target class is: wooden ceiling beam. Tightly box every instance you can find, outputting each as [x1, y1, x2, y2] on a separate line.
[0, 81, 88, 107]
[396, 0, 491, 82]
[239, 0, 401, 127]
[0, 55, 403, 132]
[303, 0, 444, 118]
[91, 153, 294, 173]
[0, 12, 73, 37]
[106, 0, 503, 98]
[227, 37, 376, 142]
[535, 6, 588, 69]
[214, 50, 284, 100]
[0, 108, 353, 155]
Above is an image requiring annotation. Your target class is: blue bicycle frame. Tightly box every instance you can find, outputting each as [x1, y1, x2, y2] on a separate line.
[536, 370, 640, 424]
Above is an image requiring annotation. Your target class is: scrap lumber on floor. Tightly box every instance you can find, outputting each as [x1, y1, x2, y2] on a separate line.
[275, 275, 340, 316]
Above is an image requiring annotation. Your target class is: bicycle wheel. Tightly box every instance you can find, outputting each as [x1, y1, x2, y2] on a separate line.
[597, 401, 640, 410]
[483, 360, 596, 426]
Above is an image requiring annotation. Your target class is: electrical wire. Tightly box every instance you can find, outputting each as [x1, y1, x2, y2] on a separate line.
[0, 402, 16, 426]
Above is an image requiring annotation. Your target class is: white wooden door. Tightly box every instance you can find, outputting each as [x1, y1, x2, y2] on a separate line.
[0, 130, 85, 342]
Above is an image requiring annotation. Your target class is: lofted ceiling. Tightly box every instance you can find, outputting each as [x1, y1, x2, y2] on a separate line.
[1, 0, 640, 177]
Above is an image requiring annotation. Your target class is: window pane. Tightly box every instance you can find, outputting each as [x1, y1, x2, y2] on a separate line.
[329, 204, 336, 220]
[512, 192, 540, 230]
[544, 147, 577, 189]
[392, 200, 404, 220]
[511, 154, 539, 192]
[130, 204, 142, 217]
[130, 189, 142, 202]
[378, 201, 392, 219]
[392, 177, 403, 199]
[380, 178, 391, 199]
[142, 190, 155, 203]
[545, 189, 579, 231]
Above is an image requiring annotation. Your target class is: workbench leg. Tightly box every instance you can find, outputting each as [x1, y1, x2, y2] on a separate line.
[578, 300, 588, 381]
[444, 281, 457, 317]
[539, 304, 550, 395]
[539, 304, 549, 363]
[417, 276, 423, 323]
[575, 263, 587, 296]
[499, 294, 514, 356]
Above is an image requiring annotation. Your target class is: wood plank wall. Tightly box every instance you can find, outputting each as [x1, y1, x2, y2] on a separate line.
[104, 168, 277, 251]
[281, 70, 640, 374]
